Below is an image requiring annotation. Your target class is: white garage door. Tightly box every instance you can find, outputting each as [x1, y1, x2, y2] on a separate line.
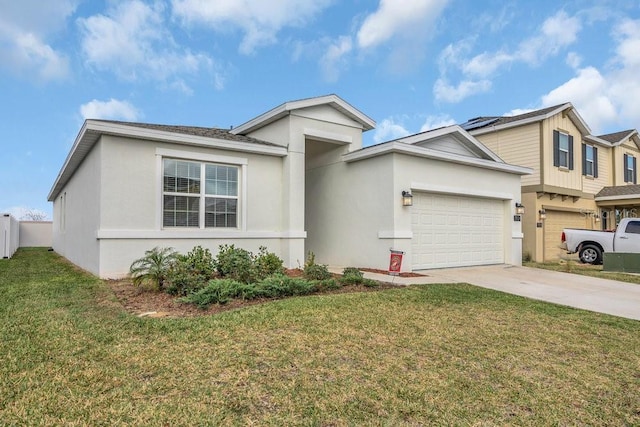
[411, 193, 505, 269]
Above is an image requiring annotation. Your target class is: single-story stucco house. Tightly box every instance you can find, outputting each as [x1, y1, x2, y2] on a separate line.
[48, 95, 531, 278]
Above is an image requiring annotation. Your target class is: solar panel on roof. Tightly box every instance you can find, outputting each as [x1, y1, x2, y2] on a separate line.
[460, 117, 500, 131]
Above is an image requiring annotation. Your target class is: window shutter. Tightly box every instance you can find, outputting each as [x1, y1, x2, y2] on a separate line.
[593, 146, 598, 178]
[624, 154, 629, 182]
[581, 143, 587, 176]
[634, 156, 638, 184]
[553, 130, 559, 167]
[568, 135, 574, 170]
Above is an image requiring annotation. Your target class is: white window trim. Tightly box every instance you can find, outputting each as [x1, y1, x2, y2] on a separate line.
[155, 148, 248, 231]
[626, 154, 636, 182]
[558, 132, 570, 168]
[585, 144, 595, 177]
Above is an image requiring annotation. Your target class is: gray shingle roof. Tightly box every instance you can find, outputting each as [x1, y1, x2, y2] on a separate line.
[462, 104, 566, 130]
[596, 184, 640, 198]
[93, 120, 280, 147]
[596, 130, 635, 144]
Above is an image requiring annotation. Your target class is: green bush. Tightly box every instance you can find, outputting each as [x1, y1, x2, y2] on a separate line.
[129, 247, 179, 291]
[313, 278, 342, 291]
[256, 274, 316, 298]
[165, 246, 216, 296]
[179, 279, 247, 308]
[255, 246, 285, 278]
[340, 267, 364, 285]
[303, 251, 331, 280]
[362, 278, 379, 288]
[215, 244, 256, 284]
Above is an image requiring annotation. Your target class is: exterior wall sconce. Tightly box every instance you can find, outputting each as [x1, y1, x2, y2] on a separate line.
[402, 191, 413, 206]
[515, 202, 525, 215]
[594, 214, 600, 222]
[539, 209, 546, 220]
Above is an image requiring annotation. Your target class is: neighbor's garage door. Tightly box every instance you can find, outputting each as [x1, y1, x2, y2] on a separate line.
[411, 193, 505, 269]
[544, 210, 589, 261]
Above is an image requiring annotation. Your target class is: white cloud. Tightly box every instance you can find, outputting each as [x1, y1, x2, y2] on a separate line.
[420, 114, 456, 132]
[516, 11, 581, 65]
[320, 36, 353, 82]
[566, 52, 582, 69]
[433, 78, 491, 103]
[79, 1, 215, 86]
[357, 0, 449, 49]
[462, 51, 512, 78]
[504, 108, 535, 117]
[80, 99, 141, 121]
[435, 10, 582, 104]
[372, 118, 411, 144]
[0, 0, 76, 81]
[171, 0, 332, 54]
[538, 18, 640, 134]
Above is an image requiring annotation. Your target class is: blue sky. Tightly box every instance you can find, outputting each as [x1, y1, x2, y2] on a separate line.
[1, 0, 639, 219]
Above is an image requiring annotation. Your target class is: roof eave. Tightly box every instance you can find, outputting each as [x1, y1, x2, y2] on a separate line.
[47, 121, 288, 201]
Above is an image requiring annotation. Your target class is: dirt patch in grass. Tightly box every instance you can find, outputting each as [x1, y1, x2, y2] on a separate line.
[107, 269, 399, 318]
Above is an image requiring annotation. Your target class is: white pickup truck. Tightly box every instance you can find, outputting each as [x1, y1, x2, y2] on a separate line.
[561, 218, 640, 264]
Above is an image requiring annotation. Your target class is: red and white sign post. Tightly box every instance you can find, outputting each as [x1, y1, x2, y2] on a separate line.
[388, 249, 404, 275]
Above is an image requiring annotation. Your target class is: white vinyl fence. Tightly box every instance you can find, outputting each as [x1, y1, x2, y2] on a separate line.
[1, 214, 20, 259]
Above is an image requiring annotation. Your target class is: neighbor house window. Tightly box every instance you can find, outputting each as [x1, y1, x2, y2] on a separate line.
[624, 154, 637, 184]
[553, 130, 573, 169]
[582, 144, 598, 177]
[163, 159, 238, 228]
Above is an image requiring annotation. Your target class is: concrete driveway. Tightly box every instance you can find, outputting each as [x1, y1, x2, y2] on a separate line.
[367, 264, 640, 321]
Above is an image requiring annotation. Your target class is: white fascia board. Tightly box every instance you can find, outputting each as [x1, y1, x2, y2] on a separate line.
[607, 130, 640, 148]
[231, 94, 376, 135]
[583, 135, 614, 148]
[343, 141, 532, 176]
[595, 194, 640, 202]
[469, 103, 577, 136]
[90, 121, 287, 156]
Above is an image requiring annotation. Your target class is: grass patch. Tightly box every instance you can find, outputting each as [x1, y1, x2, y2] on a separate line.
[525, 260, 640, 285]
[1, 248, 639, 425]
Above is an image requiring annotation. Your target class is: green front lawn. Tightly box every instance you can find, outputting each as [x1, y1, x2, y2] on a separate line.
[525, 260, 640, 285]
[1, 248, 639, 425]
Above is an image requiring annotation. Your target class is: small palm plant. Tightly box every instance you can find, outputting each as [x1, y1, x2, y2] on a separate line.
[129, 247, 179, 291]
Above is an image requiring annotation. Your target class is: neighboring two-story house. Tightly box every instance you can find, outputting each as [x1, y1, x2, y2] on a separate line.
[464, 103, 640, 262]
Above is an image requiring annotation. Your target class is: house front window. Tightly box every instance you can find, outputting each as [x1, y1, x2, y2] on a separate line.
[624, 153, 637, 184]
[553, 130, 573, 170]
[582, 144, 598, 177]
[163, 159, 238, 228]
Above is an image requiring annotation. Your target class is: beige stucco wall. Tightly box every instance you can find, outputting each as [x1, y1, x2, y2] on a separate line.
[52, 140, 102, 275]
[19, 221, 52, 247]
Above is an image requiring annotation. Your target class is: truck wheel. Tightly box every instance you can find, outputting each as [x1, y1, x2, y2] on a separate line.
[579, 245, 602, 265]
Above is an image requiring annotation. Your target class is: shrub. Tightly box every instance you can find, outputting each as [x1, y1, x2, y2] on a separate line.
[340, 267, 364, 285]
[362, 278, 379, 288]
[129, 247, 178, 291]
[183, 245, 215, 277]
[256, 274, 316, 298]
[179, 279, 247, 308]
[303, 251, 331, 280]
[215, 244, 256, 283]
[254, 246, 284, 279]
[313, 278, 342, 291]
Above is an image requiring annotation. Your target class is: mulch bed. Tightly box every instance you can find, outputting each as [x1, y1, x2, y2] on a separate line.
[106, 268, 400, 318]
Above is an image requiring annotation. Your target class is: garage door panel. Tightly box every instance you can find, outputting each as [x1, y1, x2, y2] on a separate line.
[544, 210, 591, 261]
[412, 193, 505, 269]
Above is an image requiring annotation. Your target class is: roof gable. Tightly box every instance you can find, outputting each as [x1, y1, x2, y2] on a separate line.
[230, 94, 376, 135]
[466, 103, 591, 137]
[395, 125, 503, 162]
